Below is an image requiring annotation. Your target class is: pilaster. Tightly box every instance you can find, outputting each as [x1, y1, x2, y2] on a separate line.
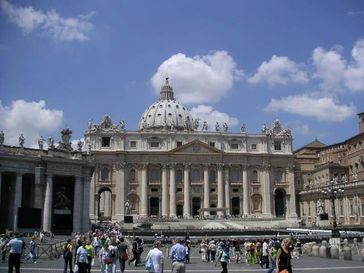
[73, 176, 83, 232]
[13, 172, 23, 232]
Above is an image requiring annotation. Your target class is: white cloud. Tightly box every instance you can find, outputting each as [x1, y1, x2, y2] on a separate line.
[190, 105, 239, 130]
[286, 120, 312, 136]
[312, 39, 364, 92]
[266, 94, 356, 122]
[0, 100, 63, 147]
[151, 51, 243, 104]
[347, 10, 364, 16]
[248, 55, 308, 86]
[1, 1, 94, 41]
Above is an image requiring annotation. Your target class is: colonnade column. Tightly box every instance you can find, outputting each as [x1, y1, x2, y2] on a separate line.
[13, 172, 23, 231]
[43, 174, 53, 232]
[287, 165, 297, 218]
[73, 176, 83, 232]
[114, 163, 126, 222]
[262, 166, 272, 217]
[34, 167, 44, 208]
[169, 164, 176, 218]
[183, 164, 190, 218]
[224, 166, 230, 216]
[242, 166, 249, 216]
[161, 164, 169, 217]
[89, 172, 96, 222]
[203, 164, 210, 217]
[140, 164, 148, 217]
[82, 175, 91, 232]
[217, 164, 224, 217]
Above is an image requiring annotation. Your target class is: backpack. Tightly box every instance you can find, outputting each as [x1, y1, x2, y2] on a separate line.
[110, 248, 116, 258]
[63, 244, 70, 258]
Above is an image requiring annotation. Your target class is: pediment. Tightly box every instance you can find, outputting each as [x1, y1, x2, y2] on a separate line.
[170, 140, 222, 154]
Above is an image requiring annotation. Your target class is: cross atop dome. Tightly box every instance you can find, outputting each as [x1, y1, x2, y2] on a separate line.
[160, 77, 175, 100]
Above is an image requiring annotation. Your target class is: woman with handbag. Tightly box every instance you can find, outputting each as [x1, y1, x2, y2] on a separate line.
[276, 238, 292, 273]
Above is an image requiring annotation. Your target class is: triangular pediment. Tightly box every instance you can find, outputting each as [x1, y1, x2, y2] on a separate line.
[170, 140, 222, 154]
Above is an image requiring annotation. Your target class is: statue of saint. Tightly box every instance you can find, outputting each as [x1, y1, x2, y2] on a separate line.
[77, 139, 83, 152]
[125, 200, 131, 214]
[202, 121, 208, 131]
[38, 136, 44, 150]
[48, 136, 55, 149]
[119, 120, 126, 130]
[240, 124, 246, 133]
[215, 122, 220, 132]
[193, 118, 199, 130]
[0, 130, 4, 145]
[87, 119, 93, 130]
[223, 122, 228, 132]
[19, 133, 25, 147]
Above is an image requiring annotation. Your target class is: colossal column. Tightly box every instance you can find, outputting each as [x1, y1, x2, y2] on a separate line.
[287, 165, 297, 218]
[13, 172, 23, 231]
[217, 164, 224, 217]
[43, 174, 53, 232]
[183, 164, 191, 218]
[82, 175, 91, 232]
[114, 163, 126, 222]
[89, 172, 96, 222]
[161, 164, 169, 217]
[203, 164, 210, 217]
[242, 166, 249, 216]
[169, 164, 176, 218]
[140, 164, 148, 217]
[262, 165, 272, 217]
[73, 176, 83, 232]
[34, 167, 44, 208]
[224, 165, 230, 216]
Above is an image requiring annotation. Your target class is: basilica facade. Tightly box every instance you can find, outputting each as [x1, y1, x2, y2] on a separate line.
[86, 79, 298, 223]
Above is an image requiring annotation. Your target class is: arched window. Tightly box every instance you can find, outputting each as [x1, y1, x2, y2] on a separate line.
[101, 167, 109, 181]
[130, 169, 136, 181]
[251, 170, 258, 183]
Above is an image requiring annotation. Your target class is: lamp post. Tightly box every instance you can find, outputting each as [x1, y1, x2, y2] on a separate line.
[321, 178, 345, 238]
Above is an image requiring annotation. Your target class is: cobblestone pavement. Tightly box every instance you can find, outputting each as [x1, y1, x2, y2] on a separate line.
[1, 253, 364, 273]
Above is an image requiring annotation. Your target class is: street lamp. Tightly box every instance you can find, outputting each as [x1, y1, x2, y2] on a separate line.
[321, 178, 345, 238]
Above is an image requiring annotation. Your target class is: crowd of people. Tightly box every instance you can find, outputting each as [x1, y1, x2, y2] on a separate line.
[1, 223, 301, 273]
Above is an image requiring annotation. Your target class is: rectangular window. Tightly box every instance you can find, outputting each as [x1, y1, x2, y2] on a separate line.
[150, 141, 159, 148]
[151, 188, 158, 192]
[233, 188, 239, 193]
[177, 141, 182, 147]
[130, 141, 137, 148]
[177, 188, 183, 192]
[102, 137, 110, 147]
[231, 170, 240, 182]
[251, 143, 257, 150]
[209, 142, 215, 147]
[274, 141, 282, 151]
[230, 143, 239, 150]
[210, 188, 216, 192]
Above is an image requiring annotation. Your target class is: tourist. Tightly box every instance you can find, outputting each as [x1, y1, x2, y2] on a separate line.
[267, 241, 279, 273]
[108, 238, 119, 273]
[7, 232, 24, 273]
[85, 239, 95, 273]
[118, 237, 128, 273]
[261, 239, 269, 268]
[199, 240, 208, 262]
[129, 237, 142, 267]
[25, 236, 37, 263]
[0, 235, 9, 263]
[63, 239, 73, 273]
[76, 240, 88, 273]
[215, 240, 229, 273]
[99, 243, 112, 273]
[184, 241, 190, 264]
[276, 238, 292, 273]
[209, 240, 217, 263]
[170, 239, 186, 273]
[145, 240, 164, 273]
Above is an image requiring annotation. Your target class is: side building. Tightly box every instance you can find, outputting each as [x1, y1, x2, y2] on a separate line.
[295, 112, 364, 227]
[85, 79, 298, 225]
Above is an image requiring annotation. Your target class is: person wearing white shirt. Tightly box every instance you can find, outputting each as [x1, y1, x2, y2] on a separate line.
[146, 241, 164, 273]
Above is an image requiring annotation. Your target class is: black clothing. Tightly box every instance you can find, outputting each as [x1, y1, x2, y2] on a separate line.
[8, 253, 21, 273]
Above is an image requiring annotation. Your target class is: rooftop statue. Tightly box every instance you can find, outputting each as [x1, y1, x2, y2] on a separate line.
[58, 128, 73, 151]
[77, 139, 83, 152]
[0, 130, 4, 145]
[193, 118, 199, 130]
[215, 122, 220, 132]
[240, 124, 246, 133]
[202, 121, 208, 131]
[119, 120, 126, 130]
[223, 122, 228, 132]
[38, 136, 44, 150]
[19, 133, 25, 147]
[48, 136, 55, 149]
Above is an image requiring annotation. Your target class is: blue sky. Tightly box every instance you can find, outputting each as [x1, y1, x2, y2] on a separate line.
[0, 0, 364, 149]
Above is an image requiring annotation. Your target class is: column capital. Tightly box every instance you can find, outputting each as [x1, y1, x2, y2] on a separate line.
[169, 162, 177, 168]
[263, 164, 271, 171]
[217, 163, 224, 170]
[202, 163, 210, 169]
[286, 164, 295, 171]
[224, 164, 231, 170]
[183, 163, 191, 169]
[114, 162, 127, 170]
[139, 163, 149, 169]
[242, 164, 249, 170]
[161, 163, 168, 169]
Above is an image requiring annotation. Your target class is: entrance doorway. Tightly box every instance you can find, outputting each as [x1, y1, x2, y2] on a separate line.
[177, 204, 183, 217]
[98, 187, 112, 221]
[274, 188, 286, 217]
[210, 204, 217, 216]
[232, 197, 240, 216]
[150, 197, 159, 216]
[192, 197, 201, 216]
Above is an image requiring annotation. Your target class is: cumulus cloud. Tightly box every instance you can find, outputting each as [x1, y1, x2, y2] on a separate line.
[286, 120, 312, 136]
[190, 105, 239, 130]
[0, 100, 63, 147]
[151, 51, 243, 104]
[312, 39, 364, 92]
[265, 94, 356, 122]
[1, 1, 94, 41]
[248, 55, 308, 86]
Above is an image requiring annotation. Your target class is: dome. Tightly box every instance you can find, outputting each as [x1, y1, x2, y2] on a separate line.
[139, 78, 195, 131]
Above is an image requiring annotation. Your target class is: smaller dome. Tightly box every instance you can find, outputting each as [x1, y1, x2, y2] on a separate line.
[139, 78, 195, 131]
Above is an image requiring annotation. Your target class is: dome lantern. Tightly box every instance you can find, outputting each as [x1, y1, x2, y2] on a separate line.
[160, 77, 174, 100]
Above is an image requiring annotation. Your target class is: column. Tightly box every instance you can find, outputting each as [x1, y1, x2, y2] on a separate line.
[140, 164, 148, 217]
[161, 164, 169, 217]
[43, 174, 53, 232]
[73, 176, 83, 232]
[114, 163, 126, 222]
[203, 164, 210, 217]
[183, 164, 190, 218]
[242, 166, 249, 216]
[217, 164, 224, 217]
[287, 165, 297, 218]
[262, 166, 272, 217]
[0, 172, 2, 211]
[13, 172, 23, 231]
[82, 175, 91, 232]
[169, 164, 176, 218]
[89, 172, 96, 222]
[34, 167, 44, 208]
[224, 166, 230, 216]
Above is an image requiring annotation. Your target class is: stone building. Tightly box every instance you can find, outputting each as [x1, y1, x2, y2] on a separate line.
[0, 130, 94, 234]
[295, 112, 364, 226]
[86, 79, 298, 224]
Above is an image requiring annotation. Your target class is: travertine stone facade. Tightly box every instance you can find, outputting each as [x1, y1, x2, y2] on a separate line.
[86, 79, 297, 223]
